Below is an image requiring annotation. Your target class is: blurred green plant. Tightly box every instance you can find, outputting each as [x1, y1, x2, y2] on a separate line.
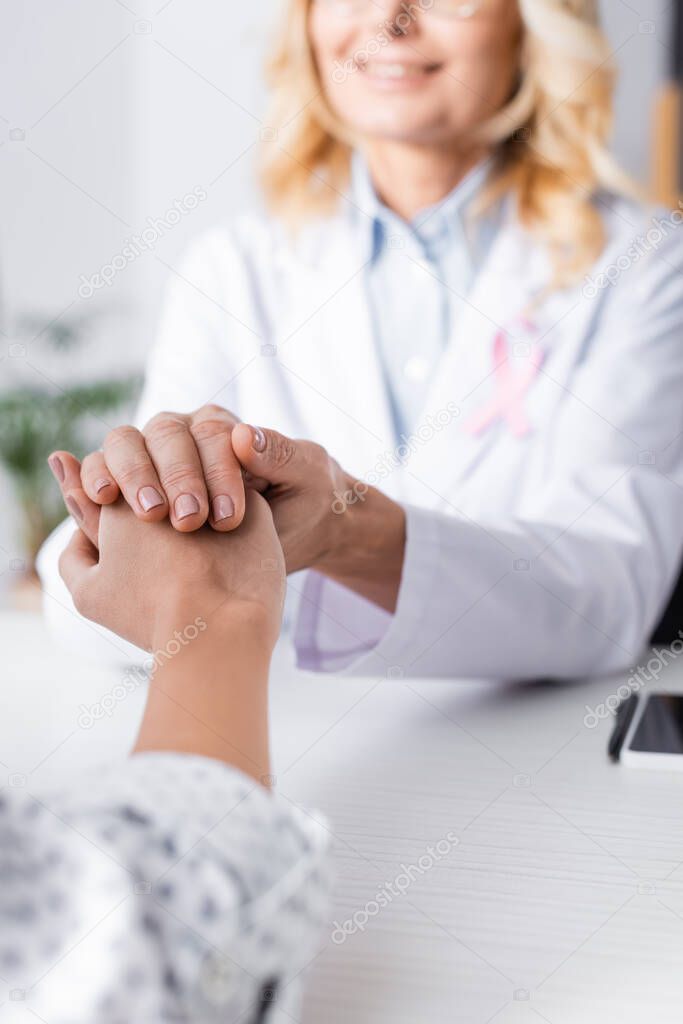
[0, 316, 140, 566]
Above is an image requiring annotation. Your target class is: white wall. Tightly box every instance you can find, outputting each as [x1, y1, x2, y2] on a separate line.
[0, 0, 141, 589]
[132, 0, 278, 344]
[0, 0, 674, 582]
[0, 0, 278, 590]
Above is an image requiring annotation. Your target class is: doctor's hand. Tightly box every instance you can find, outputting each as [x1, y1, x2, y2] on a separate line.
[230, 424, 406, 613]
[71, 405, 266, 534]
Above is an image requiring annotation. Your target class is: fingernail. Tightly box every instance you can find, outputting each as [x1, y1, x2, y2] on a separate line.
[48, 455, 65, 483]
[138, 486, 164, 512]
[252, 427, 266, 452]
[175, 493, 200, 520]
[95, 478, 111, 493]
[212, 495, 235, 522]
[65, 495, 83, 522]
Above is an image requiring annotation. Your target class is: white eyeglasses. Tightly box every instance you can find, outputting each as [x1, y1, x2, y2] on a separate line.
[314, 0, 484, 19]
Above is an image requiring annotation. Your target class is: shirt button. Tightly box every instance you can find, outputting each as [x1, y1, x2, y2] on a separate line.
[403, 356, 430, 382]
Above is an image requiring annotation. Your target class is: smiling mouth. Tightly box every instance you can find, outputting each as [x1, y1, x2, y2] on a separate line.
[355, 59, 442, 80]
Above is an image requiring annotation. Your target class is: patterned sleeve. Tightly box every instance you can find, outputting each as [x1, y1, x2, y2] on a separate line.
[0, 753, 331, 1024]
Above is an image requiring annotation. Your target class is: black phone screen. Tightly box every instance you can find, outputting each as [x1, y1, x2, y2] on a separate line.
[629, 694, 683, 754]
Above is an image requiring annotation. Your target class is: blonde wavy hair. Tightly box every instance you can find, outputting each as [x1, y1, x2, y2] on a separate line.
[261, 0, 636, 288]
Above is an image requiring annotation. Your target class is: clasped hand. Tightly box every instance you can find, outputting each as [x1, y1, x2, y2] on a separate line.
[50, 405, 405, 647]
[50, 406, 354, 577]
[48, 407, 356, 650]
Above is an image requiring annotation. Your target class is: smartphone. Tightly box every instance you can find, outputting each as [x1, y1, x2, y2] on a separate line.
[621, 693, 683, 769]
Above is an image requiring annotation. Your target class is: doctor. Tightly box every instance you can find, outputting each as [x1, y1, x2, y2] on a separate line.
[40, 0, 683, 680]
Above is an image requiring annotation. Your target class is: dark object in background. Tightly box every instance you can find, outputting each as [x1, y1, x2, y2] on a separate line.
[650, 1, 683, 643]
[651, 577, 683, 644]
[676, 0, 683, 196]
[607, 693, 639, 761]
[652, 0, 683, 204]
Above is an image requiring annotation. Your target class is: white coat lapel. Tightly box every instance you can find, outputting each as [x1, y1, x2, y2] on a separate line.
[403, 216, 553, 506]
[273, 215, 398, 485]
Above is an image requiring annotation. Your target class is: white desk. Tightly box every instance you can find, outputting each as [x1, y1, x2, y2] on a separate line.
[3, 609, 683, 1024]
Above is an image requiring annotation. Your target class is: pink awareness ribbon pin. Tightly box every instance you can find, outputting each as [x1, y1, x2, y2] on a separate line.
[463, 323, 544, 439]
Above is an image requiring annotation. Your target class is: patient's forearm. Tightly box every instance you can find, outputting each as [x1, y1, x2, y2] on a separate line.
[134, 600, 272, 785]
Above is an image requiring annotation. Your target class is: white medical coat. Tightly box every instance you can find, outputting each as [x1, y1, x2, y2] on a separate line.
[38, 195, 683, 681]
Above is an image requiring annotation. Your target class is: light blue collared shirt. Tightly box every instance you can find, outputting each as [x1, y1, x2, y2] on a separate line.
[351, 156, 499, 439]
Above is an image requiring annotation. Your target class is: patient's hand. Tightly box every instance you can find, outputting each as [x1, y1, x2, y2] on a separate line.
[53, 455, 285, 653]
